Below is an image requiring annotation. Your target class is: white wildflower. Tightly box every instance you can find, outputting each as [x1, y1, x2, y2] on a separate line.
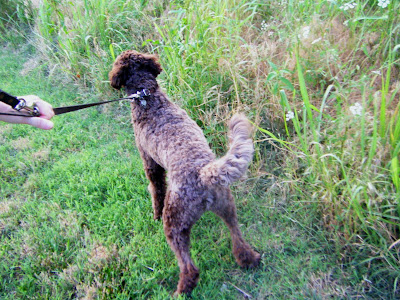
[349, 102, 363, 116]
[378, 0, 390, 8]
[261, 20, 268, 32]
[298, 26, 311, 39]
[311, 38, 322, 44]
[371, 70, 381, 76]
[286, 111, 295, 121]
[339, 2, 357, 10]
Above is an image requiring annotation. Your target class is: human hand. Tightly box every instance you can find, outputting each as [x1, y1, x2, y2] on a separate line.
[0, 95, 55, 130]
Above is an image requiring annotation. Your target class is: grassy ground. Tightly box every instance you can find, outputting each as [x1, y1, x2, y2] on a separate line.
[1, 0, 399, 299]
[0, 41, 360, 300]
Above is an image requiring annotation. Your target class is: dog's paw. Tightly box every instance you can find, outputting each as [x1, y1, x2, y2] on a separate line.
[235, 247, 261, 268]
[246, 250, 261, 268]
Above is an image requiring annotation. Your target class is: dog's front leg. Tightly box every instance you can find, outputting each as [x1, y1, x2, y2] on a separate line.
[140, 151, 166, 220]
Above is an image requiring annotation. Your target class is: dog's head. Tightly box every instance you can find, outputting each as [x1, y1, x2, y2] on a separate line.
[109, 50, 163, 90]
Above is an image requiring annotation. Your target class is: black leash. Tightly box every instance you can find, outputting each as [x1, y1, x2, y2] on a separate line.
[0, 89, 150, 117]
[0, 89, 39, 117]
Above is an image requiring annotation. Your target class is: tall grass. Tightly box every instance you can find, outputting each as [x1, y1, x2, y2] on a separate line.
[275, 1, 400, 292]
[33, 0, 165, 92]
[0, 0, 34, 44]
[1, 0, 400, 296]
[150, 0, 263, 151]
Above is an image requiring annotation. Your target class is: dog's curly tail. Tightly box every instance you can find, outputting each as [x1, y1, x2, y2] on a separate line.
[199, 113, 254, 186]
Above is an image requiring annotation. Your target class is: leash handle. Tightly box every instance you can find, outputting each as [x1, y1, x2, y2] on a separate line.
[0, 89, 40, 117]
[0, 89, 21, 109]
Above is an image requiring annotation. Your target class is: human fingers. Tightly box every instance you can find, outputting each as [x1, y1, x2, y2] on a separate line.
[19, 95, 55, 120]
[34, 100, 55, 120]
[25, 116, 54, 130]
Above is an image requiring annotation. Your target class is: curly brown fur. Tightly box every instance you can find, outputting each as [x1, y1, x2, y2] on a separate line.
[109, 50, 260, 296]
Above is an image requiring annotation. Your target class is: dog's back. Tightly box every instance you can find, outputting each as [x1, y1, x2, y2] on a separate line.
[132, 96, 253, 188]
[131, 95, 216, 174]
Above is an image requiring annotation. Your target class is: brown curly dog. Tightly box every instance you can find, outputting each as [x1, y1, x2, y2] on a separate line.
[109, 50, 260, 296]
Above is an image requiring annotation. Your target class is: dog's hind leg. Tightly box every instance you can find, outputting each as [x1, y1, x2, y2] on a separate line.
[140, 152, 166, 220]
[162, 190, 200, 295]
[212, 189, 261, 268]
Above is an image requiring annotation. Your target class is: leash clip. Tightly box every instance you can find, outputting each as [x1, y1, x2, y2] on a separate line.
[14, 98, 27, 111]
[141, 89, 150, 97]
[128, 89, 151, 107]
[16, 98, 40, 116]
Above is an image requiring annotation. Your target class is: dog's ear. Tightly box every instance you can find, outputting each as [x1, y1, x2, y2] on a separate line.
[109, 66, 127, 90]
[109, 51, 130, 90]
[138, 53, 163, 77]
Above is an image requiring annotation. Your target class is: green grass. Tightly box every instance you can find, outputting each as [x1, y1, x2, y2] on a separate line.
[1, 0, 400, 298]
[0, 43, 357, 300]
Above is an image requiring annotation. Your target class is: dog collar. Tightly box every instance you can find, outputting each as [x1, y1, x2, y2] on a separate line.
[128, 89, 151, 108]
